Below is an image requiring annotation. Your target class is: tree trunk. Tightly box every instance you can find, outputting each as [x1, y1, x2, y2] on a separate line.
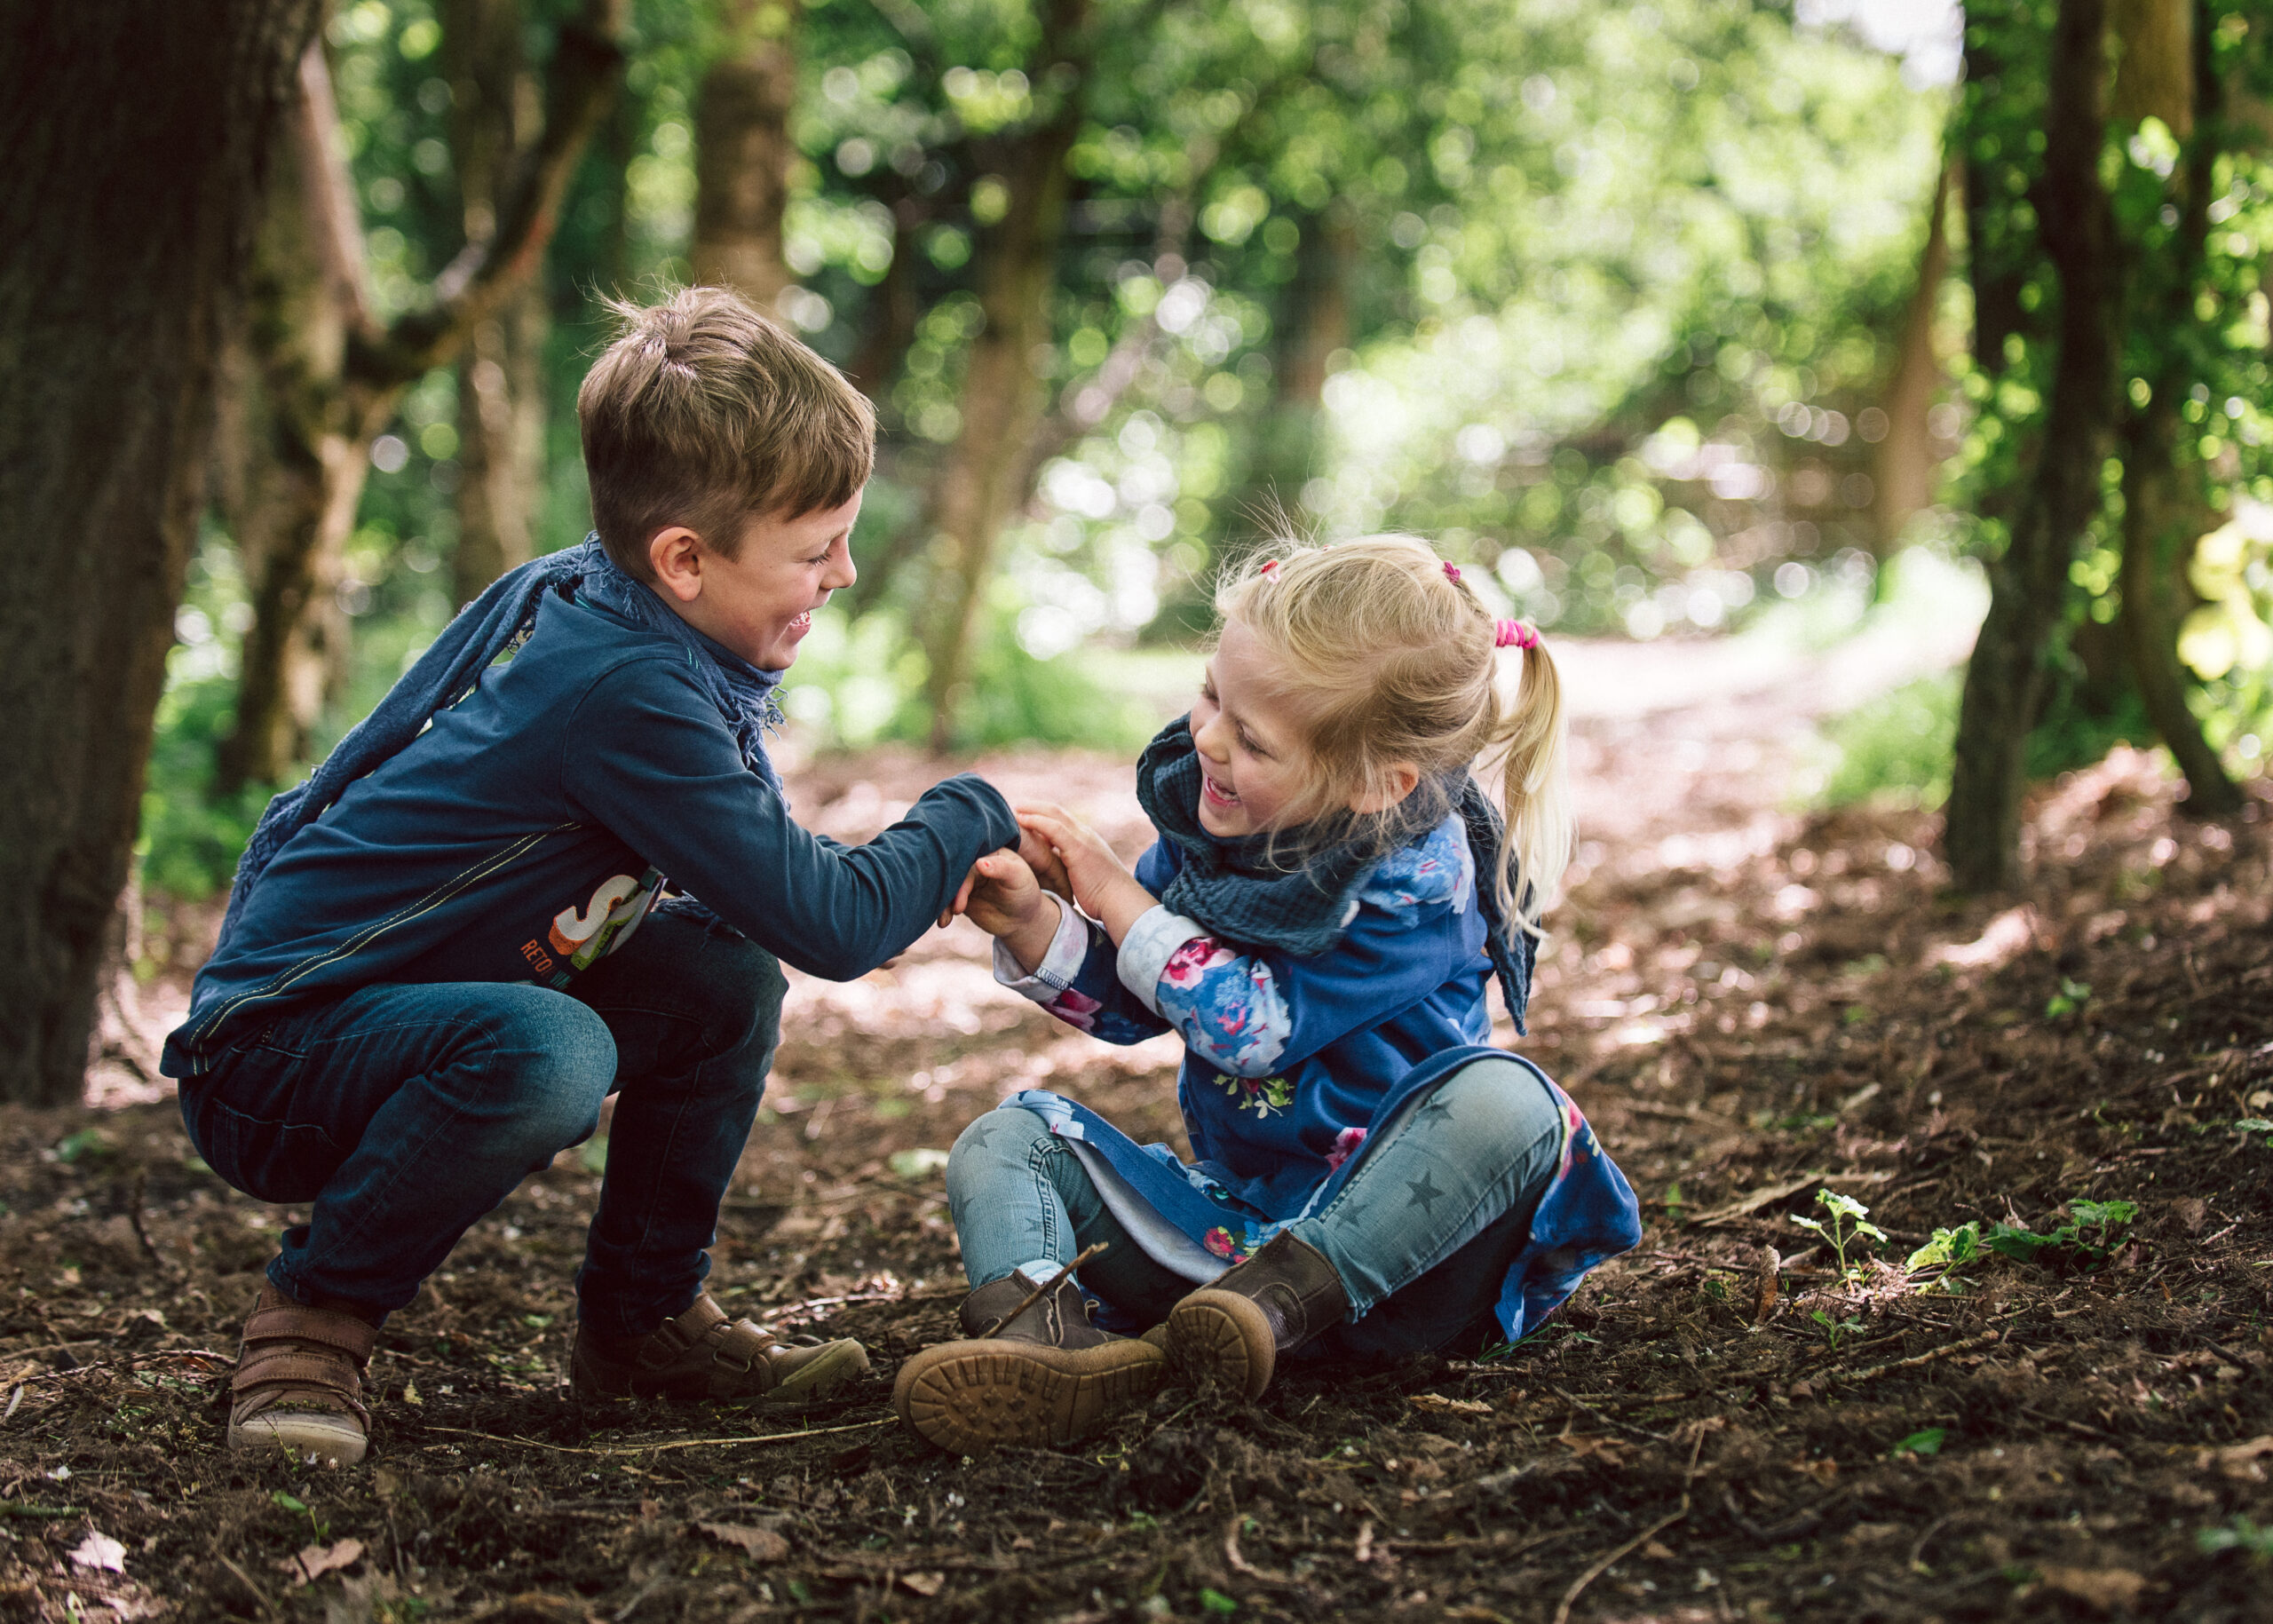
[917, 0, 1089, 748]
[0, 0, 320, 1105]
[1239, 200, 1356, 543]
[1944, 0, 2122, 892]
[1872, 161, 1956, 555]
[449, 0, 547, 604]
[220, 1, 626, 788]
[218, 40, 379, 790]
[693, 0, 800, 311]
[2113, 0, 2240, 813]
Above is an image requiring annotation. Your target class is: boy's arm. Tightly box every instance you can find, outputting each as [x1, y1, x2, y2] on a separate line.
[562, 661, 1017, 979]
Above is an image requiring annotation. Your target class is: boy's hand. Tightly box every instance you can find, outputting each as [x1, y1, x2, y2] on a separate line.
[943, 849, 1063, 973]
[1017, 804, 1159, 946]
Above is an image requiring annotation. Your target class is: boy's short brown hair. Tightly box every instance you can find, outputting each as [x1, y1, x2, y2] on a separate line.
[577, 287, 875, 577]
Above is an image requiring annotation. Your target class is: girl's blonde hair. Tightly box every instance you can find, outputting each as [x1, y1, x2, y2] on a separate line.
[1213, 535, 1572, 934]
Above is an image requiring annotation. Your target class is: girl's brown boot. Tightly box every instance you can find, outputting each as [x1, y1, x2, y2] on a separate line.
[892, 1271, 1163, 1454]
[1164, 1232, 1349, 1399]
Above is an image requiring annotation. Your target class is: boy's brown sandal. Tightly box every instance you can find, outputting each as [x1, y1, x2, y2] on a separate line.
[891, 1271, 1164, 1454]
[1164, 1232, 1349, 1400]
[226, 1284, 377, 1466]
[570, 1294, 869, 1405]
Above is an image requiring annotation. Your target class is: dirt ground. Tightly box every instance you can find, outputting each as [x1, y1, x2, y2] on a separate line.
[4, 661, 2270, 1623]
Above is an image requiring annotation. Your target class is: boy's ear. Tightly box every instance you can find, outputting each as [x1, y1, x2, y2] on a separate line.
[1346, 761, 1421, 816]
[647, 526, 705, 603]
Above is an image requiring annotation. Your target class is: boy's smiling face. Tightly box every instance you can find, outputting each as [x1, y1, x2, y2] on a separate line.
[649, 492, 862, 670]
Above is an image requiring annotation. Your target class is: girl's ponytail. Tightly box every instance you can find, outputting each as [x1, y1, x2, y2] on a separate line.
[1492, 636, 1572, 937]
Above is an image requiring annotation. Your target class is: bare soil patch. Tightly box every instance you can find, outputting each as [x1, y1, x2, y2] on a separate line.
[4, 716, 2269, 1622]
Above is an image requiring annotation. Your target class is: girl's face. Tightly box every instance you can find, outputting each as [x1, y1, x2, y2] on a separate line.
[1191, 617, 1312, 837]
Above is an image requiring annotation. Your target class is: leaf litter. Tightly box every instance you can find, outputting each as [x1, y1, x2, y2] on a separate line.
[0, 726, 2268, 1621]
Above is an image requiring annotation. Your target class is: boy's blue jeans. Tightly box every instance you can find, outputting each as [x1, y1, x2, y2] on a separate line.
[178, 910, 783, 1339]
[946, 1055, 1563, 1355]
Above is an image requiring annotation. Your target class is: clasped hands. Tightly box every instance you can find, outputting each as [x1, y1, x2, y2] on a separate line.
[939, 804, 1159, 973]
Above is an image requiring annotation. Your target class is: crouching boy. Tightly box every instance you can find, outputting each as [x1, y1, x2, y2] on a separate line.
[161, 288, 1018, 1464]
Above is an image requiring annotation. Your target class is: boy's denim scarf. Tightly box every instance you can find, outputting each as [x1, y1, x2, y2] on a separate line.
[218, 535, 782, 947]
[1133, 717, 1533, 1031]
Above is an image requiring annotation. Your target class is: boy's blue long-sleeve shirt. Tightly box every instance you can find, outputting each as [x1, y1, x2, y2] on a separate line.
[164, 588, 1018, 1073]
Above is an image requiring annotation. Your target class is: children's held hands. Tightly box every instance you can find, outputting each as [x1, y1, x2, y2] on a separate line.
[1018, 824, 1075, 903]
[944, 850, 1063, 973]
[1017, 804, 1160, 945]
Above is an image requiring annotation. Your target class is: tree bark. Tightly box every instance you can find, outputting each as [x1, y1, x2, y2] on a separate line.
[219, 0, 625, 789]
[1872, 161, 1956, 554]
[2113, 0, 2240, 814]
[917, 0, 1089, 748]
[1239, 200, 1356, 543]
[1944, 0, 2123, 892]
[0, 0, 321, 1104]
[693, 0, 801, 311]
[449, 0, 548, 605]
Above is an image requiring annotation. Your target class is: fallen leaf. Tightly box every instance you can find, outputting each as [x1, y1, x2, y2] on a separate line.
[68, 1531, 125, 1573]
[2039, 1566, 2146, 1612]
[695, 1523, 790, 1563]
[899, 1572, 946, 1597]
[278, 1537, 363, 1585]
[1408, 1392, 1492, 1416]
[2198, 1436, 2273, 1481]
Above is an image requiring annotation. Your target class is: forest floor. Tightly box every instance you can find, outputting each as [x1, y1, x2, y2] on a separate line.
[3, 630, 2270, 1624]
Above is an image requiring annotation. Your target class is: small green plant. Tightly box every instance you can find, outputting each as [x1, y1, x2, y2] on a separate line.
[2044, 977, 2092, 1018]
[1810, 1308, 1865, 1350]
[1791, 1189, 1887, 1279]
[271, 1489, 329, 1542]
[2231, 1118, 2273, 1145]
[1983, 1199, 2140, 1268]
[1891, 1428, 1947, 1458]
[2198, 1516, 2273, 1561]
[1198, 1588, 1240, 1615]
[52, 1129, 109, 1165]
[1903, 1222, 1984, 1293]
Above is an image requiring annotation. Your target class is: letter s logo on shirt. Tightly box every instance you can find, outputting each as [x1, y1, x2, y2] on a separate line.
[547, 869, 661, 970]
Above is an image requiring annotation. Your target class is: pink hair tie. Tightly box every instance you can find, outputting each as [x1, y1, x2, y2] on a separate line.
[1494, 617, 1539, 651]
[1259, 558, 1282, 581]
[1443, 561, 1463, 584]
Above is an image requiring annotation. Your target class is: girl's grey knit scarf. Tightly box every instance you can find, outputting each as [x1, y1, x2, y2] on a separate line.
[216, 535, 782, 947]
[1132, 716, 1533, 1031]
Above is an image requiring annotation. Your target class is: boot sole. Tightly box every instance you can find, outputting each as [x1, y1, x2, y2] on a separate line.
[891, 1338, 1164, 1454]
[228, 1409, 368, 1466]
[1166, 1291, 1277, 1399]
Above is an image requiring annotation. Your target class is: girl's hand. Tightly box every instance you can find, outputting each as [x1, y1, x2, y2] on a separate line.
[944, 849, 1063, 972]
[1017, 804, 1159, 945]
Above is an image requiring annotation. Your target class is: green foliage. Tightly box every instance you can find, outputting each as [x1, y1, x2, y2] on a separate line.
[1818, 672, 1958, 810]
[1810, 1308, 1865, 1351]
[2044, 977, 2091, 1019]
[52, 1129, 109, 1166]
[1903, 1222, 1983, 1294]
[1789, 1187, 1886, 1279]
[1982, 1199, 2140, 1269]
[2231, 1118, 2273, 1145]
[2199, 1516, 2273, 1561]
[1891, 1428, 1947, 1457]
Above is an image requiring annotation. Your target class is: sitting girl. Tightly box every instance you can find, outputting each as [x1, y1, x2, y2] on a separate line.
[892, 537, 1640, 1454]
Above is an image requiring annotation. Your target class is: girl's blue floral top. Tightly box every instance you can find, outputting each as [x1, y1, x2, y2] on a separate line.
[995, 812, 1641, 1345]
[1003, 814, 1490, 1212]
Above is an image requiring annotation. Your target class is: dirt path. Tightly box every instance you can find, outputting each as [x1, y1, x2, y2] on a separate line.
[5, 623, 2269, 1623]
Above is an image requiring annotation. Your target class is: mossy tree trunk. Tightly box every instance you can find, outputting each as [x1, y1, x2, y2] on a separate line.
[916, 0, 1089, 749]
[1944, 0, 2124, 891]
[0, 0, 321, 1105]
[219, 1, 626, 792]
